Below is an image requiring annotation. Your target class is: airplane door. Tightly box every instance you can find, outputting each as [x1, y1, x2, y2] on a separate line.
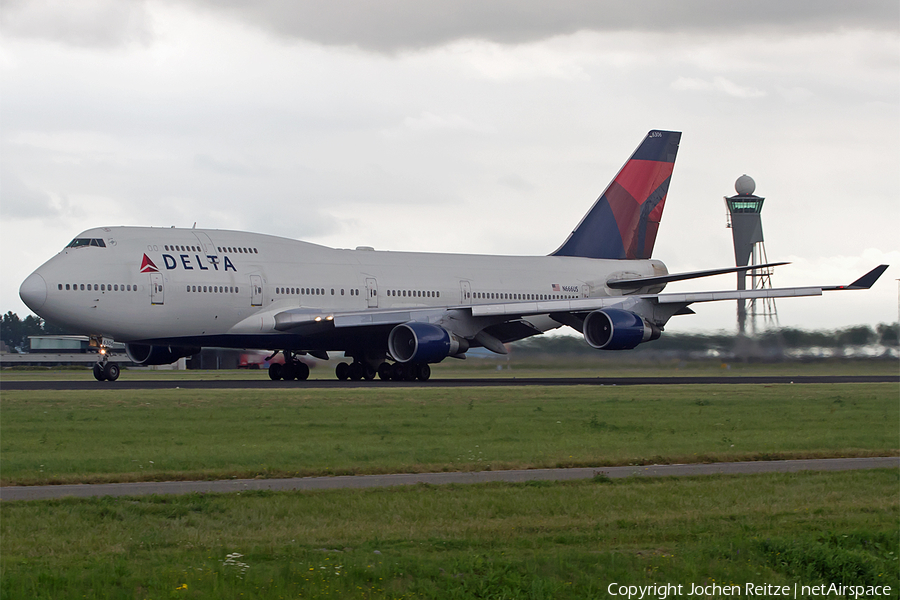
[581, 284, 590, 299]
[150, 273, 164, 305]
[460, 280, 472, 305]
[365, 277, 378, 308]
[250, 275, 263, 307]
[193, 231, 215, 254]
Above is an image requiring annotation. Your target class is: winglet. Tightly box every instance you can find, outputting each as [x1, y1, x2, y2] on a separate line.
[824, 265, 889, 291]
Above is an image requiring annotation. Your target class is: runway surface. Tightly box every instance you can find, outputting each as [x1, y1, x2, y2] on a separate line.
[3, 375, 897, 390]
[2, 457, 896, 501]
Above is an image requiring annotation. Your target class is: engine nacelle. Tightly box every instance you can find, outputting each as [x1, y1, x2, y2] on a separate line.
[125, 343, 201, 366]
[388, 322, 469, 363]
[583, 308, 660, 350]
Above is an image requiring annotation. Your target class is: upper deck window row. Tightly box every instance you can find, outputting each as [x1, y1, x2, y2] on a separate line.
[163, 245, 258, 254]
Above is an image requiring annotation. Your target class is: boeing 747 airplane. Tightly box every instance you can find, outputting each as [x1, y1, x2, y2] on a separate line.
[18, 130, 887, 382]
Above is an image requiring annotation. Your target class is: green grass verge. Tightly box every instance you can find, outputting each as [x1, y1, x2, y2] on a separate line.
[2, 470, 897, 599]
[2, 384, 896, 485]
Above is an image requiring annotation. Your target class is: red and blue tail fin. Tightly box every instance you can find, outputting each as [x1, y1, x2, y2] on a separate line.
[552, 130, 681, 260]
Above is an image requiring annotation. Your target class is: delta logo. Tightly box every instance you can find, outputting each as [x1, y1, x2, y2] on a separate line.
[140, 254, 159, 273]
[140, 252, 237, 272]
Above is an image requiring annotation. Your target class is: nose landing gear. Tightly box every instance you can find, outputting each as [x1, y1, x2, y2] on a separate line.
[91, 339, 120, 382]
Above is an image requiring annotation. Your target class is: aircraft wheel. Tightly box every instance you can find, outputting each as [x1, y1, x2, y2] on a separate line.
[93, 363, 106, 381]
[363, 364, 376, 381]
[416, 363, 431, 381]
[335, 362, 350, 381]
[348, 362, 364, 381]
[268, 363, 283, 381]
[296, 361, 310, 381]
[377, 362, 392, 380]
[282, 362, 297, 381]
[391, 362, 406, 381]
[103, 362, 120, 382]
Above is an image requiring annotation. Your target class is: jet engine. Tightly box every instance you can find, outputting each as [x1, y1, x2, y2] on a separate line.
[125, 343, 201, 366]
[582, 308, 660, 350]
[388, 322, 469, 363]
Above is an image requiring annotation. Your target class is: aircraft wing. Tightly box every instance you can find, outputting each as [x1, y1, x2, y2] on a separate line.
[471, 265, 887, 320]
[470, 285, 825, 318]
[231, 265, 887, 339]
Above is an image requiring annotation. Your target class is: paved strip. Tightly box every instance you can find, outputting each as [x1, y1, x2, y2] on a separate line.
[2, 457, 896, 501]
[2, 375, 897, 391]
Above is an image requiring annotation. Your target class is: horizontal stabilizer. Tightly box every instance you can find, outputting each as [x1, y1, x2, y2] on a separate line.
[606, 262, 789, 289]
[823, 265, 889, 291]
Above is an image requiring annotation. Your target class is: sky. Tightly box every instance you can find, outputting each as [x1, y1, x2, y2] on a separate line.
[1, 0, 898, 335]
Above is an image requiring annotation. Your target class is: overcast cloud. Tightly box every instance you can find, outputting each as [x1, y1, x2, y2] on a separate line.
[1, 0, 898, 333]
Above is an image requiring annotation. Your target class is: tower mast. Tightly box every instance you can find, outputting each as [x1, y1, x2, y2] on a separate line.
[724, 175, 778, 336]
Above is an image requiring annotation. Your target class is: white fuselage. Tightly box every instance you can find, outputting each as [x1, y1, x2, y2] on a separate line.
[22, 226, 668, 347]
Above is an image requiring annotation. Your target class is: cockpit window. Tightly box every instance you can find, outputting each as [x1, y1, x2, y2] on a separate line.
[66, 238, 107, 248]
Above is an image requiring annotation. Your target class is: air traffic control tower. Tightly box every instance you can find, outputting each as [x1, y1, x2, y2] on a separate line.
[725, 175, 777, 335]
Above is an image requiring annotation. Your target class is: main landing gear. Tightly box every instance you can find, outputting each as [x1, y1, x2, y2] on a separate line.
[265, 351, 433, 383]
[267, 350, 310, 381]
[334, 360, 430, 382]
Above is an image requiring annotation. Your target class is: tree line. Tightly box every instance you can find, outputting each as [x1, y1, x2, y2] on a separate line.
[1, 312, 71, 351]
[510, 322, 899, 355]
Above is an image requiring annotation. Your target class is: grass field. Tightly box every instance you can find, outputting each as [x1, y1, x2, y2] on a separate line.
[1, 372, 897, 599]
[1, 384, 896, 486]
[2, 470, 897, 599]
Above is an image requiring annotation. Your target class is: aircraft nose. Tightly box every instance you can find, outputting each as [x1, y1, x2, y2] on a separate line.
[20, 272, 48, 312]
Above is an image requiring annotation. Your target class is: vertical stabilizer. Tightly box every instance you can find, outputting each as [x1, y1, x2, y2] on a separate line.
[552, 130, 681, 260]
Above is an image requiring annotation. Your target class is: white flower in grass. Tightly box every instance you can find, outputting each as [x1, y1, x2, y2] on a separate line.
[221, 552, 250, 578]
